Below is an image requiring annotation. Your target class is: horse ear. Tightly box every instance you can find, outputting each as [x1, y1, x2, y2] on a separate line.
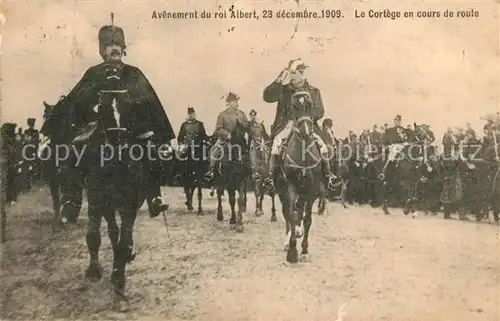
[43, 101, 50, 108]
[414, 122, 417, 129]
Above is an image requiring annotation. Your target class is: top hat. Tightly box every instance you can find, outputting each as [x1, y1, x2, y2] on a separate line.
[226, 92, 240, 103]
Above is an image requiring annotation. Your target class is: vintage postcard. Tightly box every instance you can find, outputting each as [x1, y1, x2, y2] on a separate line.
[0, 1, 498, 320]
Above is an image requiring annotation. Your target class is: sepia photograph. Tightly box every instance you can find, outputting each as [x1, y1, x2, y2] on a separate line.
[0, 0, 498, 320]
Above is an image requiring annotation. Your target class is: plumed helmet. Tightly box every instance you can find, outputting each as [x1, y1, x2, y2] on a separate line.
[98, 24, 126, 58]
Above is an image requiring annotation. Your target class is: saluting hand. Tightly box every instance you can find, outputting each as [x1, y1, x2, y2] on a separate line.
[276, 68, 291, 85]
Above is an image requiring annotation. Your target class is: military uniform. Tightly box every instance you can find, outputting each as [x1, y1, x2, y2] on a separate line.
[177, 108, 207, 147]
[205, 93, 249, 179]
[262, 59, 336, 189]
[22, 118, 40, 184]
[57, 24, 175, 219]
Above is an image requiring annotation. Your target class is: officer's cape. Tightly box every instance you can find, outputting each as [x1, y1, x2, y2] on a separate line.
[46, 62, 176, 143]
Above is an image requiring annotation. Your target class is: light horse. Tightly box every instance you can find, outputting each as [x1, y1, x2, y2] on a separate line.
[275, 91, 323, 263]
[215, 119, 249, 232]
[248, 120, 277, 221]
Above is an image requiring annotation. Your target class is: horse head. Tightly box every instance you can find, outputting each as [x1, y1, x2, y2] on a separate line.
[231, 118, 247, 145]
[414, 123, 434, 144]
[291, 91, 314, 139]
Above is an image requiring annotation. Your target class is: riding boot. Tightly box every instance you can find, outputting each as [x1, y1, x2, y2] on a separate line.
[148, 196, 169, 218]
[321, 156, 337, 190]
[264, 154, 278, 191]
[146, 169, 169, 218]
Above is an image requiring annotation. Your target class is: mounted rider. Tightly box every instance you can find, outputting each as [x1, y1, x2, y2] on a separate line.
[54, 21, 175, 218]
[204, 92, 249, 181]
[262, 59, 337, 190]
[177, 106, 207, 153]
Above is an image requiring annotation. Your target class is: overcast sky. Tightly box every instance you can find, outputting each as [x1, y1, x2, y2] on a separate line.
[1, 0, 498, 139]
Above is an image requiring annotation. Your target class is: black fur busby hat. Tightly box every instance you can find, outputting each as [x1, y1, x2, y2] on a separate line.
[98, 14, 126, 58]
[187, 106, 195, 114]
[27, 118, 35, 126]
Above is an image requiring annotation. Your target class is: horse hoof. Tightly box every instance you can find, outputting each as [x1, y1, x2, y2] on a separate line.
[300, 253, 310, 263]
[229, 218, 236, 225]
[52, 220, 63, 232]
[411, 213, 417, 219]
[271, 214, 277, 222]
[85, 261, 103, 282]
[217, 213, 223, 222]
[236, 224, 244, 233]
[113, 297, 130, 313]
[197, 209, 204, 215]
[254, 210, 263, 217]
[286, 247, 299, 263]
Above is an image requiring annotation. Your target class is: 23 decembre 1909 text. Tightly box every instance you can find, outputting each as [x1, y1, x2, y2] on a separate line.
[151, 9, 344, 20]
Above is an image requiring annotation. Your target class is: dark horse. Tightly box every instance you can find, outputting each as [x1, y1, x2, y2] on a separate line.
[373, 123, 433, 215]
[215, 119, 249, 232]
[317, 138, 349, 214]
[39, 97, 83, 230]
[174, 133, 210, 215]
[248, 121, 277, 221]
[276, 91, 323, 263]
[69, 90, 152, 310]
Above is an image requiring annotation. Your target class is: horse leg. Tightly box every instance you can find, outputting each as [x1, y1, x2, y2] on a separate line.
[228, 189, 237, 226]
[270, 193, 277, 222]
[217, 187, 224, 221]
[49, 177, 62, 232]
[241, 179, 247, 213]
[85, 202, 105, 282]
[318, 183, 325, 215]
[197, 185, 203, 215]
[340, 179, 348, 209]
[258, 192, 265, 216]
[236, 185, 245, 233]
[301, 199, 314, 259]
[184, 186, 193, 210]
[254, 183, 262, 217]
[286, 189, 299, 263]
[111, 208, 137, 311]
[381, 181, 390, 215]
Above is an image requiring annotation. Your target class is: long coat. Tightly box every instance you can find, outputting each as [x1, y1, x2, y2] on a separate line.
[177, 119, 207, 145]
[263, 80, 324, 139]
